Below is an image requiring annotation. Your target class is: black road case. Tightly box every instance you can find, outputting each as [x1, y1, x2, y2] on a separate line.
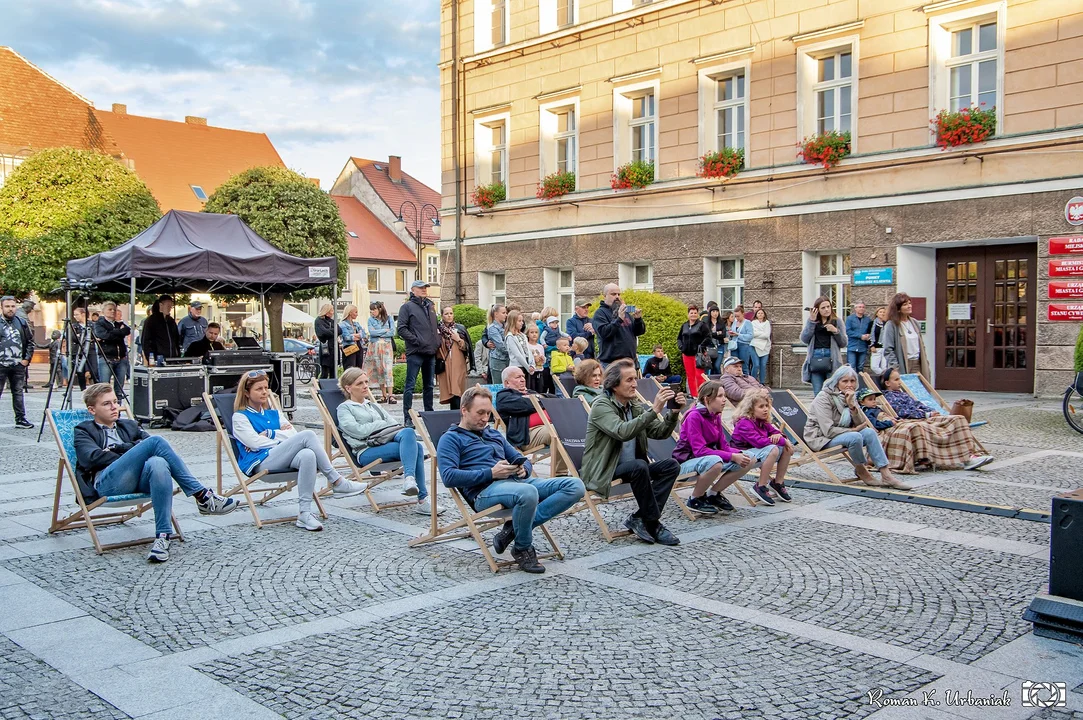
[132, 365, 207, 420]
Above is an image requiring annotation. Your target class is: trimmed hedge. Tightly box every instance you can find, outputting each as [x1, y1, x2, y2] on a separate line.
[1075, 325, 1083, 373]
[467, 324, 487, 347]
[451, 303, 487, 329]
[392, 363, 424, 394]
[593, 289, 691, 377]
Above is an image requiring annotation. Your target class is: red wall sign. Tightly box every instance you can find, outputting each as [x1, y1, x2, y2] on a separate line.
[1049, 281, 1083, 299]
[1050, 259, 1083, 277]
[1048, 304, 1083, 322]
[1049, 236, 1083, 255]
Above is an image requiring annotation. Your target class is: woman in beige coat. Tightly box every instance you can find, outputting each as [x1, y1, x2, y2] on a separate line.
[437, 306, 471, 410]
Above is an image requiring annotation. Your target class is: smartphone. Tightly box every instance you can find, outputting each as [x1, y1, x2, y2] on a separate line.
[625, 305, 637, 316]
[667, 383, 683, 410]
[510, 456, 527, 467]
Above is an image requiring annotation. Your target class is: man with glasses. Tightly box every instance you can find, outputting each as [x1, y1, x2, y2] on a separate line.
[592, 283, 644, 366]
[74, 383, 238, 562]
[0, 296, 35, 428]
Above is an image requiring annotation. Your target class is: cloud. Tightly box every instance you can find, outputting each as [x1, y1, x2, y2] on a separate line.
[0, 0, 442, 187]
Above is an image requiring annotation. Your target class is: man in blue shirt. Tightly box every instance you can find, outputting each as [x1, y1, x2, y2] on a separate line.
[844, 301, 874, 373]
[437, 385, 584, 573]
[565, 300, 596, 359]
[176, 301, 208, 355]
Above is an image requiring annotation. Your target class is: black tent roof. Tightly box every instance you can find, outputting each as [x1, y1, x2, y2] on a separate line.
[66, 209, 338, 294]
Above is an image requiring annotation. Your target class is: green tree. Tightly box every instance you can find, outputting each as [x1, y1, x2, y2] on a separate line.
[203, 167, 348, 351]
[450, 303, 487, 329]
[0, 147, 161, 296]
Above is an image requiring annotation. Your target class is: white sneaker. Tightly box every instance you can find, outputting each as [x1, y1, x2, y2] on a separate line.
[401, 476, 419, 496]
[964, 455, 994, 470]
[295, 511, 324, 531]
[413, 498, 446, 516]
[331, 478, 368, 497]
[147, 534, 170, 563]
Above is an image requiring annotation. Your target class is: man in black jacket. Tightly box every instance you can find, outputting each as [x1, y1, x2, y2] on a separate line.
[0, 296, 35, 428]
[141, 295, 181, 363]
[592, 283, 645, 365]
[93, 301, 131, 395]
[397, 281, 441, 423]
[74, 383, 237, 562]
[493, 366, 566, 476]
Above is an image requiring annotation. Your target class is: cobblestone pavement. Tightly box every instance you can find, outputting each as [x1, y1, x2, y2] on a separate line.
[0, 386, 1081, 719]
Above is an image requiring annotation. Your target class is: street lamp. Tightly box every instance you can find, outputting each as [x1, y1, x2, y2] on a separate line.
[393, 201, 441, 286]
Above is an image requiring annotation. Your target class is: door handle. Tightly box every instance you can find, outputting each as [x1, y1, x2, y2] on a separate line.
[986, 318, 993, 334]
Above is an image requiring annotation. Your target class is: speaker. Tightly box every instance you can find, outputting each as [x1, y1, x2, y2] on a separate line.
[1050, 494, 1083, 601]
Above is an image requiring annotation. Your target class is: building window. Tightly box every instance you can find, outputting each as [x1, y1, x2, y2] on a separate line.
[426, 255, 439, 285]
[396, 269, 408, 293]
[556, 108, 576, 174]
[493, 273, 506, 306]
[930, 4, 1004, 137]
[613, 80, 660, 171]
[619, 262, 653, 291]
[480, 271, 507, 309]
[492, 0, 507, 47]
[540, 100, 580, 181]
[190, 185, 208, 201]
[473, 0, 510, 54]
[630, 92, 656, 164]
[716, 258, 745, 310]
[545, 268, 576, 325]
[815, 252, 852, 316]
[557, 0, 574, 26]
[715, 73, 746, 153]
[540, 0, 577, 33]
[488, 122, 506, 185]
[367, 268, 379, 292]
[474, 114, 510, 192]
[814, 50, 852, 135]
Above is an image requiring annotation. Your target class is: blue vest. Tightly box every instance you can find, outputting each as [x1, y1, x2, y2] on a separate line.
[233, 407, 283, 474]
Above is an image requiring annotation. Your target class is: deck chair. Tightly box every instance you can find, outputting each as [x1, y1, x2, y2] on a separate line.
[531, 395, 638, 542]
[48, 407, 184, 554]
[407, 409, 564, 573]
[636, 376, 694, 416]
[490, 386, 552, 472]
[646, 430, 757, 521]
[555, 372, 576, 398]
[768, 389, 856, 484]
[312, 379, 411, 512]
[899, 373, 989, 431]
[638, 354, 651, 376]
[860, 372, 900, 420]
[204, 392, 326, 528]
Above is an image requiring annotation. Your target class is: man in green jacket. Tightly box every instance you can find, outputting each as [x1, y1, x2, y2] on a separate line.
[581, 360, 685, 546]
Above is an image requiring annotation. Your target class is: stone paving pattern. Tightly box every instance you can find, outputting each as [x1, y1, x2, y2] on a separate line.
[842, 498, 1052, 546]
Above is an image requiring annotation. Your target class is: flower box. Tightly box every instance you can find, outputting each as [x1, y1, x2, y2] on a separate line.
[932, 105, 996, 150]
[698, 147, 744, 179]
[798, 130, 851, 169]
[470, 182, 506, 209]
[536, 170, 576, 200]
[611, 160, 655, 190]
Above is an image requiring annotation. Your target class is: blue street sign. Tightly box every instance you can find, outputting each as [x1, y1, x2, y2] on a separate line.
[853, 267, 894, 286]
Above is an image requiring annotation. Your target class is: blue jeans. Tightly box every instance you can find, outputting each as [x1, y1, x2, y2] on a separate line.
[474, 476, 585, 552]
[847, 350, 868, 374]
[356, 428, 428, 501]
[826, 427, 889, 469]
[808, 348, 832, 396]
[403, 353, 435, 420]
[710, 350, 723, 375]
[94, 435, 205, 536]
[97, 358, 130, 396]
[748, 352, 768, 384]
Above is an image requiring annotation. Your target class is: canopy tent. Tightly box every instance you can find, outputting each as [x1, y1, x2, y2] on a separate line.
[243, 305, 316, 327]
[65, 209, 338, 295]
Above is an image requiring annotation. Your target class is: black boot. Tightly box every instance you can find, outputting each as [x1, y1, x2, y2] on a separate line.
[492, 521, 514, 555]
[511, 546, 545, 573]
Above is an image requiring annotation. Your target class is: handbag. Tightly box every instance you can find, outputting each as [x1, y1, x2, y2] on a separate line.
[342, 343, 359, 357]
[950, 399, 974, 422]
[368, 423, 404, 446]
[695, 349, 712, 370]
[808, 353, 833, 374]
[870, 348, 887, 375]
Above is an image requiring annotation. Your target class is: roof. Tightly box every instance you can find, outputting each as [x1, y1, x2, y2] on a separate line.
[0, 46, 120, 157]
[93, 109, 284, 212]
[351, 157, 440, 245]
[330, 194, 417, 264]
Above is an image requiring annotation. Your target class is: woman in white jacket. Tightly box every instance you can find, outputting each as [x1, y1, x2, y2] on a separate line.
[336, 368, 443, 516]
[749, 308, 772, 385]
[504, 309, 533, 374]
[232, 371, 366, 531]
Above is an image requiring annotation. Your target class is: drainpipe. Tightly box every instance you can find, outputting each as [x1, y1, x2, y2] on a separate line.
[451, 0, 463, 303]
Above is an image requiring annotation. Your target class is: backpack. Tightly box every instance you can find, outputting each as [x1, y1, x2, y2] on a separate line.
[171, 404, 216, 432]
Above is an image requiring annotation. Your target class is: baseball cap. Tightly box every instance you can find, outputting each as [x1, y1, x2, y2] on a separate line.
[546, 315, 559, 324]
[574, 299, 591, 308]
[856, 389, 882, 402]
[410, 280, 431, 289]
[189, 300, 203, 309]
[722, 356, 742, 369]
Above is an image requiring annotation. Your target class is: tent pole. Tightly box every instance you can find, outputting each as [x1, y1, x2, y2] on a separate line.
[260, 291, 266, 342]
[129, 277, 136, 387]
[332, 283, 339, 377]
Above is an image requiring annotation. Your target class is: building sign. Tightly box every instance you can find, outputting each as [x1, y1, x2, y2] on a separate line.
[1048, 304, 1083, 322]
[853, 267, 894, 286]
[1049, 281, 1083, 300]
[947, 303, 971, 320]
[1049, 236, 1083, 255]
[307, 266, 331, 279]
[1066, 197, 1083, 226]
[1049, 259, 1083, 277]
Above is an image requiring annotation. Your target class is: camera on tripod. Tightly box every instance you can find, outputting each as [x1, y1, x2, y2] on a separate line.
[55, 277, 96, 293]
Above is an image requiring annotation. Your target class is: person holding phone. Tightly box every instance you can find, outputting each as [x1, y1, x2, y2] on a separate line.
[800, 296, 847, 396]
[592, 283, 645, 365]
[437, 385, 585, 573]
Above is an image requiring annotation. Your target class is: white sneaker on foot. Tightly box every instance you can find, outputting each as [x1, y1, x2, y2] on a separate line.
[964, 455, 994, 470]
[296, 511, 324, 531]
[147, 534, 170, 563]
[401, 476, 419, 496]
[331, 478, 368, 497]
[413, 498, 446, 515]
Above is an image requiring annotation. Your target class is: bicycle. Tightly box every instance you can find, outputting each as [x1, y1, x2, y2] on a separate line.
[296, 355, 319, 385]
[1064, 371, 1083, 435]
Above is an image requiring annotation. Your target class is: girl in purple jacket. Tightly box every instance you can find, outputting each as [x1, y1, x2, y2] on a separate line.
[672, 381, 758, 516]
[730, 389, 794, 505]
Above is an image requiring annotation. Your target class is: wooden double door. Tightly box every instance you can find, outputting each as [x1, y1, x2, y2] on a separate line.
[935, 243, 1036, 394]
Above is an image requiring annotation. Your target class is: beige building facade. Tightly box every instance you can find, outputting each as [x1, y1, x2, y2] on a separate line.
[438, 0, 1083, 395]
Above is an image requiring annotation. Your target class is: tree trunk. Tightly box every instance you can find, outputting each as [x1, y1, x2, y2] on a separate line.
[268, 292, 285, 352]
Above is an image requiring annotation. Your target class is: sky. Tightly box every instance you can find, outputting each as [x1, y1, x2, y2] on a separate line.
[0, 0, 442, 189]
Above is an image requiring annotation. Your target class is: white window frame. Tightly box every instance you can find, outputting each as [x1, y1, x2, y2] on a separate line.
[473, 0, 510, 52]
[367, 268, 379, 292]
[614, 0, 652, 9]
[426, 254, 439, 285]
[396, 269, 409, 293]
[473, 112, 510, 190]
[540, 0, 578, 33]
[479, 271, 507, 310]
[928, 2, 1006, 139]
[539, 97, 580, 183]
[613, 78, 660, 170]
[697, 60, 751, 159]
[814, 252, 852, 317]
[544, 268, 576, 325]
[703, 257, 745, 310]
[796, 35, 860, 150]
[619, 261, 653, 291]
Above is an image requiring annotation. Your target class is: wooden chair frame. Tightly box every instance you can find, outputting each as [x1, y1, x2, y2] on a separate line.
[204, 392, 326, 529]
[48, 406, 184, 554]
[899, 371, 990, 441]
[311, 382, 412, 512]
[406, 408, 564, 573]
[489, 385, 552, 473]
[768, 389, 862, 485]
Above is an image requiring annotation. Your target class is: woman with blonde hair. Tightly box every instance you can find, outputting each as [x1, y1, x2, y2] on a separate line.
[338, 304, 366, 370]
[730, 389, 794, 505]
[231, 371, 366, 530]
[504, 309, 531, 374]
[314, 302, 336, 380]
[365, 301, 396, 402]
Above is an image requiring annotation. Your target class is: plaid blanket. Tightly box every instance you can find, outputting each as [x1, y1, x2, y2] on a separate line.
[878, 415, 979, 473]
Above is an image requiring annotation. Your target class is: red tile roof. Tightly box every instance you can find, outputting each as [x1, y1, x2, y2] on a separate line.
[0, 47, 120, 157]
[331, 194, 417, 264]
[351, 157, 440, 245]
[93, 109, 284, 212]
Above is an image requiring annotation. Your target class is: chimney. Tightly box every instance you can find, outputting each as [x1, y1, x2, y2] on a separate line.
[388, 155, 402, 183]
[185, 116, 207, 126]
[112, 103, 127, 115]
